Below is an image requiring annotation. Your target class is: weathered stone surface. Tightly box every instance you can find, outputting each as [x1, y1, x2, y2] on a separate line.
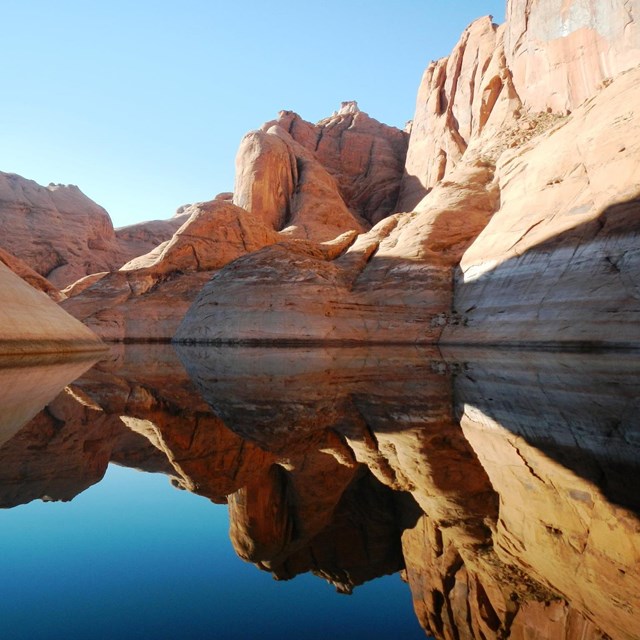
[0, 247, 64, 301]
[0, 261, 105, 355]
[114, 212, 190, 265]
[397, 18, 522, 211]
[176, 153, 498, 344]
[444, 66, 640, 346]
[274, 102, 409, 225]
[62, 201, 279, 340]
[234, 125, 366, 242]
[505, 0, 640, 113]
[0, 172, 122, 288]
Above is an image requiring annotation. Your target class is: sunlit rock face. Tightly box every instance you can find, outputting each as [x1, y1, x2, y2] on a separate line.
[61, 201, 280, 341]
[0, 173, 120, 288]
[178, 2, 640, 347]
[0, 172, 193, 290]
[175, 156, 498, 343]
[238, 102, 408, 231]
[397, 17, 521, 212]
[0, 247, 64, 302]
[0, 261, 105, 355]
[505, 0, 640, 113]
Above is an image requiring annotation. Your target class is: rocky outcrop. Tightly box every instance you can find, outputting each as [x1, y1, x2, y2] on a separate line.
[114, 211, 191, 264]
[233, 102, 408, 243]
[0, 173, 121, 288]
[273, 102, 409, 225]
[443, 66, 640, 346]
[175, 153, 498, 344]
[0, 172, 194, 289]
[505, 0, 640, 113]
[61, 201, 279, 340]
[0, 261, 105, 355]
[179, 1, 640, 348]
[397, 17, 521, 211]
[233, 125, 366, 242]
[0, 247, 64, 301]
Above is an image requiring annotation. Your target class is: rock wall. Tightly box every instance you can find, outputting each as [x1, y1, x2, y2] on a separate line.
[0, 261, 105, 355]
[0, 172, 196, 289]
[397, 17, 521, 211]
[505, 0, 640, 113]
[175, 155, 498, 344]
[443, 66, 640, 346]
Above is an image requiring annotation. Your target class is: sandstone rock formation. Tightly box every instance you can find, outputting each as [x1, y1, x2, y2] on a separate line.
[443, 66, 640, 346]
[61, 201, 279, 340]
[0, 172, 194, 290]
[271, 102, 409, 225]
[0, 247, 64, 301]
[0, 173, 122, 288]
[177, 1, 640, 348]
[234, 102, 408, 241]
[0, 261, 105, 355]
[505, 0, 640, 113]
[175, 153, 498, 344]
[113, 211, 190, 264]
[397, 17, 521, 211]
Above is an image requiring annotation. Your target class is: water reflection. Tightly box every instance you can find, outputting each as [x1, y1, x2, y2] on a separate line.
[0, 345, 638, 639]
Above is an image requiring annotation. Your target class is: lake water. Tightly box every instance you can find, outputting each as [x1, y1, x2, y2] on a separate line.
[0, 345, 638, 640]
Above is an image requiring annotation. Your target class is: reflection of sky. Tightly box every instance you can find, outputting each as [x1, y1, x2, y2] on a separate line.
[0, 464, 426, 640]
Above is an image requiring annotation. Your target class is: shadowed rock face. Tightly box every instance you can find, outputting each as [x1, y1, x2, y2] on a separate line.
[2, 345, 639, 638]
[443, 67, 640, 347]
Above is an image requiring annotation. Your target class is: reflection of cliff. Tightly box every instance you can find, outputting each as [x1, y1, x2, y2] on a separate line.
[445, 349, 640, 640]
[2, 346, 639, 639]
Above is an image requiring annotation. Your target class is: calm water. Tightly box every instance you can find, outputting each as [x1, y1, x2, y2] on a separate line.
[0, 345, 638, 640]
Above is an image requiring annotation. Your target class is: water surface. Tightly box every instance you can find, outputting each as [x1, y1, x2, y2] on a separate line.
[0, 345, 638, 640]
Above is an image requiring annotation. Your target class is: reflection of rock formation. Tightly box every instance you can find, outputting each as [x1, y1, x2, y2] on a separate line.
[178, 345, 639, 638]
[0, 354, 99, 449]
[2, 345, 639, 638]
[445, 349, 640, 640]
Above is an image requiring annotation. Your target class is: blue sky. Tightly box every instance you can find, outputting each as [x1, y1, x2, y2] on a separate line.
[2, 1, 505, 228]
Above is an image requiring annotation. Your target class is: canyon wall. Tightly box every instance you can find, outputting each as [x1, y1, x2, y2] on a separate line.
[177, 0, 640, 347]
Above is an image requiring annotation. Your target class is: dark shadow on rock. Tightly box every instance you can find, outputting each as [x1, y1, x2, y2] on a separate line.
[446, 193, 640, 346]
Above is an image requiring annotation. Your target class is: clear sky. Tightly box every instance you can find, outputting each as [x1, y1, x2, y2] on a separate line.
[2, 1, 506, 228]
